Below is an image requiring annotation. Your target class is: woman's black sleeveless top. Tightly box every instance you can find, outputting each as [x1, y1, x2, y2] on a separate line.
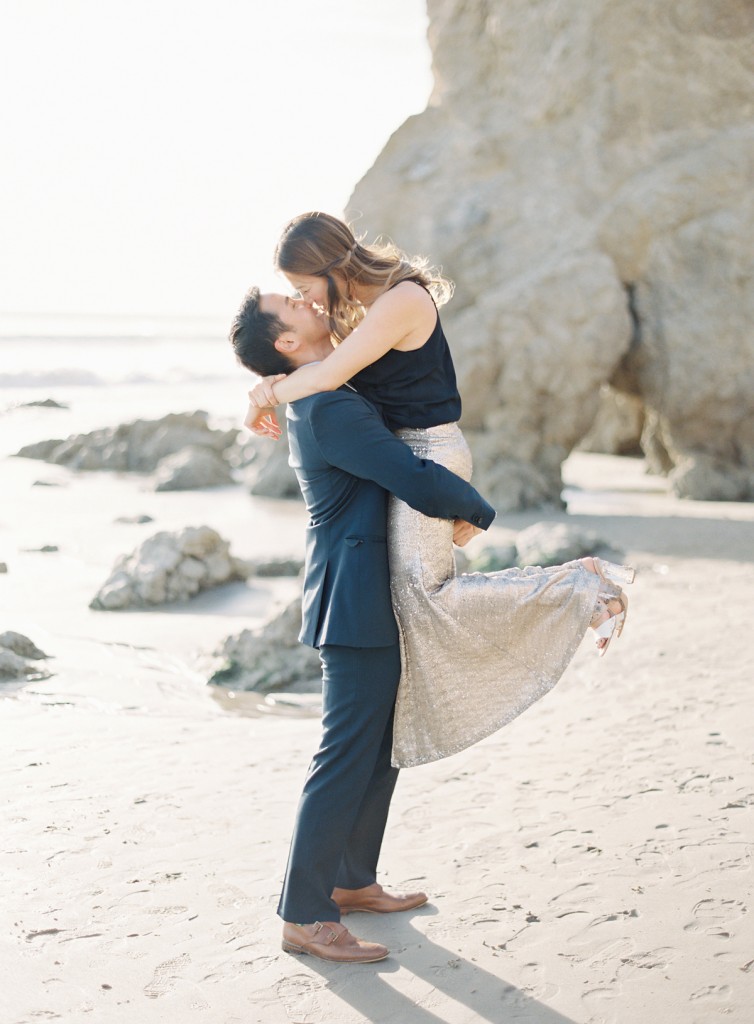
[350, 308, 462, 431]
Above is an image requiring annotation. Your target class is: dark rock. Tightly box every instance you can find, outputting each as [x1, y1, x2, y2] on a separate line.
[154, 445, 235, 491]
[466, 544, 518, 572]
[242, 419, 302, 500]
[0, 649, 51, 682]
[515, 523, 616, 567]
[15, 439, 66, 461]
[0, 632, 52, 683]
[0, 631, 49, 659]
[247, 557, 304, 577]
[210, 598, 321, 694]
[21, 398, 69, 409]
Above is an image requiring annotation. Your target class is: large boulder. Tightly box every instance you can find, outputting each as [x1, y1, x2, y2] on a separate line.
[90, 526, 252, 610]
[347, 0, 754, 506]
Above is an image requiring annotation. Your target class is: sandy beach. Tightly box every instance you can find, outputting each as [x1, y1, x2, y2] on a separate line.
[2, 389, 753, 1024]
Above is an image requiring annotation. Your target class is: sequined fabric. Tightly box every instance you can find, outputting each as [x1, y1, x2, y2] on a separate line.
[389, 423, 602, 768]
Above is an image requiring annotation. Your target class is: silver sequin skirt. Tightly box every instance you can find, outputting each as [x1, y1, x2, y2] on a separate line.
[388, 423, 601, 768]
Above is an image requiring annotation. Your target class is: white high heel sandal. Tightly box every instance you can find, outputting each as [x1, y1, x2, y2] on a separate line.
[586, 559, 635, 656]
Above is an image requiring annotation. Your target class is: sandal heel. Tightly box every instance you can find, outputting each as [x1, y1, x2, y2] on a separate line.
[593, 612, 618, 657]
[590, 590, 628, 656]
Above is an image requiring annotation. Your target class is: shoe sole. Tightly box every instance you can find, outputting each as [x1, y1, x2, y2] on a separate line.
[338, 896, 429, 915]
[281, 940, 388, 963]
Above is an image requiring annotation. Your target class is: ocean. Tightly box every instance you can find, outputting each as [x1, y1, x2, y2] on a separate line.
[0, 313, 240, 389]
[0, 314, 256, 458]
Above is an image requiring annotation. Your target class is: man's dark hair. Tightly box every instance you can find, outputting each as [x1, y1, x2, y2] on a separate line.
[229, 286, 294, 376]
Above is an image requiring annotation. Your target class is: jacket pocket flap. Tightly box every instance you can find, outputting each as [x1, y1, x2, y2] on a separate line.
[345, 535, 387, 547]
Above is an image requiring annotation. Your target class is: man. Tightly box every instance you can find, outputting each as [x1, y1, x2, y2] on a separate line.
[229, 288, 495, 963]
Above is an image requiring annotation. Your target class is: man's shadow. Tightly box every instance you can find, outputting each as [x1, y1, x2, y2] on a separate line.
[292, 908, 577, 1024]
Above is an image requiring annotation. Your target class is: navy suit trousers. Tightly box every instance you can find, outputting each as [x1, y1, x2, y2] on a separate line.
[277, 643, 401, 924]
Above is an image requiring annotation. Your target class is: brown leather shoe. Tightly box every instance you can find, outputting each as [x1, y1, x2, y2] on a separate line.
[281, 921, 389, 963]
[332, 882, 429, 915]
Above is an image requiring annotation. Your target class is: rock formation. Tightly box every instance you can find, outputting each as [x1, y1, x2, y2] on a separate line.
[513, 522, 619, 568]
[347, 0, 754, 506]
[209, 598, 321, 694]
[236, 417, 302, 500]
[14, 407, 303, 499]
[15, 412, 239, 479]
[154, 445, 235, 491]
[0, 631, 51, 683]
[90, 526, 252, 610]
[579, 387, 644, 457]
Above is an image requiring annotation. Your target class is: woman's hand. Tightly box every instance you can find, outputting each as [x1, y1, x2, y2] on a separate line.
[244, 402, 282, 439]
[248, 374, 287, 409]
[452, 519, 483, 547]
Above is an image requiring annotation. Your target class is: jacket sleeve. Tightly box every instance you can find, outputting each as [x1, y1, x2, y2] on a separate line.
[307, 392, 496, 529]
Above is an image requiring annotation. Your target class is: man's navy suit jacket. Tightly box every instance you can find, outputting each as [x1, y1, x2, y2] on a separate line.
[286, 389, 496, 650]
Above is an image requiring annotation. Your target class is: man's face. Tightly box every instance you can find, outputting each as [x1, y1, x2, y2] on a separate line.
[260, 293, 330, 347]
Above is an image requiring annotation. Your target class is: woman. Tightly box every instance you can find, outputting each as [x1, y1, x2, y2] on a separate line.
[246, 212, 633, 767]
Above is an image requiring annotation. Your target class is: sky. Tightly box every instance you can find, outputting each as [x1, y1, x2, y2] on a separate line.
[0, 0, 432, 321]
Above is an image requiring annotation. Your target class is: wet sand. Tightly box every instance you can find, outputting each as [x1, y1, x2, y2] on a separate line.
[1, 394, 753, 1023]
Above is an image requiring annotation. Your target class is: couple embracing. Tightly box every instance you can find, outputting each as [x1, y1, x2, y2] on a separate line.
[230, 212, 634, 963]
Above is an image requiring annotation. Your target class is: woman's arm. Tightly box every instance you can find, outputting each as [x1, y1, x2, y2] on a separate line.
[250, 283, 434, 410]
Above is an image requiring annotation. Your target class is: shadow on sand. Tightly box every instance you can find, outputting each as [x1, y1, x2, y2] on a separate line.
[285, 907, 577, 1024]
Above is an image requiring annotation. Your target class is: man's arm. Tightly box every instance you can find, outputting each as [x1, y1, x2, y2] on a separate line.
[307, 392, 495, 529]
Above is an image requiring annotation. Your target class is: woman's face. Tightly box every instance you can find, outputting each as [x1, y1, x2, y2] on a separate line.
[285, 273, 331, 312]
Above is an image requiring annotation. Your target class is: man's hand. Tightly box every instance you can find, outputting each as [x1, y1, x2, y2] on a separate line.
[452, 518, 482, 547]
[248, 374, 287, 409]
[244, 403, 282, 439]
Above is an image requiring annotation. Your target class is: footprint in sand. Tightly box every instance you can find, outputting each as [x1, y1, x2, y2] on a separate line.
[275, 972, 323, 1019]
[518, 960, 558, 1000]
[689, 983, 732, 1003]
[582, 985, 619, 1008]
[549, 881, 599, 917]
[684, 897, 747, 937]
[208, 882, 253, 908]
[617, 947, 675, 972]
[144, 952, 191, 998]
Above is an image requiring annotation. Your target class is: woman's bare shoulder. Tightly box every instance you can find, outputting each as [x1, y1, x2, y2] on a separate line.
[371, 280, 435, 315]
[366, 281, 437, 350]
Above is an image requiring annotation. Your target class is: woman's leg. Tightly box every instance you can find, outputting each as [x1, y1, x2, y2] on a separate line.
[387, 424, 612, 768]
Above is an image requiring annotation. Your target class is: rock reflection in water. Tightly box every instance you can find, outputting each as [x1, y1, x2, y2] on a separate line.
[209, 686, 321, 719]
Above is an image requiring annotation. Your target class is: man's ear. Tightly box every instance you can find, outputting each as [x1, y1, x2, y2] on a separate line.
[274, 332, 298, 354]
